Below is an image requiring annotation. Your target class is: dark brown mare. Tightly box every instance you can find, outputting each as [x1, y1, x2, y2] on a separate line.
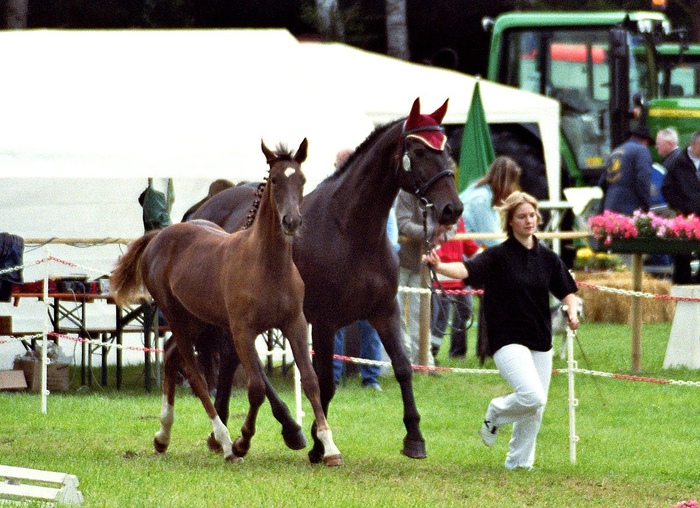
[194, 98, 463, 462]
[110, 139, 342, 465]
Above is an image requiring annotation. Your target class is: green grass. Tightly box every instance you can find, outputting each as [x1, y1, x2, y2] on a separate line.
[1, 321, 699, 507]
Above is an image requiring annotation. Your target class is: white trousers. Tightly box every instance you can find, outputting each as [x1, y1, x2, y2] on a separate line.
[489, 343, 552, 470]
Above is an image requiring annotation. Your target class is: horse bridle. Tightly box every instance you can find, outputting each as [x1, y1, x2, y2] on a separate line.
[398, 124, 455, 201]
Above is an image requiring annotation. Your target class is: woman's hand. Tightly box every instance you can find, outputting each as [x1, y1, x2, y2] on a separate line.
[422, 249, 440, 268]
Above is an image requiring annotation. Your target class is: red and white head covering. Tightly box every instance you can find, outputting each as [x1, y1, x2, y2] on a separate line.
[402, 98, 449, 151]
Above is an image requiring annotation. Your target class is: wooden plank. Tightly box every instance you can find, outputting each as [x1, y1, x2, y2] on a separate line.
[0, 465, 67, 485]
[0, 482, 60, 502]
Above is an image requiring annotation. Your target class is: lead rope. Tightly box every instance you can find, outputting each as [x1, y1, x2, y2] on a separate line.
[420, 200, 472, 337]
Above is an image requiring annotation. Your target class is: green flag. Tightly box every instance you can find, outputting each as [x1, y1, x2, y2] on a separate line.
[458, 80, 496, 192]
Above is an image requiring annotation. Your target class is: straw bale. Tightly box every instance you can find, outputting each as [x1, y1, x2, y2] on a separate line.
[573, 271, 675, 323]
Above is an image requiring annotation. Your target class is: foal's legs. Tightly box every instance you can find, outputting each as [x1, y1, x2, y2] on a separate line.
[283, 316, 342, 467]
[156, 317, 237, 462]
[153, 337, 180, 453]
[228, 327, 268, 459]
[209, 328, 306, 453]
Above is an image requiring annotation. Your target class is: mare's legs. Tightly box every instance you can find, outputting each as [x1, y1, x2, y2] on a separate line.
[370, 300, 426, 459]
[289, 318, 342, 466]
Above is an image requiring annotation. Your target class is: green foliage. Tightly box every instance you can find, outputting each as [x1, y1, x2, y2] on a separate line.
[1, 321, 699, 507]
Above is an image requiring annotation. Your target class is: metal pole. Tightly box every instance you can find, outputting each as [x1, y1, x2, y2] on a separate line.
[567, 327, 579, 464]
[41, 248, 50, 414]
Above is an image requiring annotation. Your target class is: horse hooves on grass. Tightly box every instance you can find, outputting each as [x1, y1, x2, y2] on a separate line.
[401, 438, 427, 459]
[207, 433, 223, 454]
[233, 436, 250, 458]
[308, 448, 324, 464]
[224, 453, 243, 463]
[323, 454, 343, 467]
[153, 438, 168, 454]
[282, 428, 307, 450]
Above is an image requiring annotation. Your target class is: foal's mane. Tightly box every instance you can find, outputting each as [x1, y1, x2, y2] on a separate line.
[242, 143, 296, 230]
[328, 119, 403, 180]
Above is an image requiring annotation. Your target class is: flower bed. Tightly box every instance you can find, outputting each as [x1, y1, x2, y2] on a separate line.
[588, 211, 700, 254]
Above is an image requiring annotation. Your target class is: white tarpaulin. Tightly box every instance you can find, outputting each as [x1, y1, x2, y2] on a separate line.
[0, 29, 560, 368]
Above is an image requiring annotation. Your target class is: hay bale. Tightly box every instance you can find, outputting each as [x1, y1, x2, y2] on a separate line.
[573, 271, 675, 323]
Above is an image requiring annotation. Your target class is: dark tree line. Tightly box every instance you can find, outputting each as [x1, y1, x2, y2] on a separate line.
[1, 0, 697, 77]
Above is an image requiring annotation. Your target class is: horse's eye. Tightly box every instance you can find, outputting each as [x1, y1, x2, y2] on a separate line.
[270, 176, 278, 185]
[413, 147, 426, 158]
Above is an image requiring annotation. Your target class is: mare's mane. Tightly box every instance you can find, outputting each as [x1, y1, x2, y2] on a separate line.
[328, 119, 403, 180]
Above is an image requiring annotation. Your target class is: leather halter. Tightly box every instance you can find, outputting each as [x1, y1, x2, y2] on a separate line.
[398, 124, 455, 200]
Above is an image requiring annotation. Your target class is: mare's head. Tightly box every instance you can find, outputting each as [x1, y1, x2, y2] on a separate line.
[260, 138, 308, 236]
[396, 98, 463, 225]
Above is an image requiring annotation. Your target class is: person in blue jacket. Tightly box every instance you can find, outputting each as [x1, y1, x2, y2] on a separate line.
[598, 125, 653, 215]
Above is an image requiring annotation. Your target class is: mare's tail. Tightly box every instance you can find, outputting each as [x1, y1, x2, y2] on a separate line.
[109, 230, 159, 307]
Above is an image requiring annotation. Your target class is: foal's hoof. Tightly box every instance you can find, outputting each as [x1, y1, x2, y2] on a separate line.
[323, 454, 344, 467]
[153, 437, 168, 454]
[282, 428, 307, 450]
[207, 432, 223, 454]
[233, 436, 250, 458]
[401, 438, 427, 459]
[224, 453, 243, 463]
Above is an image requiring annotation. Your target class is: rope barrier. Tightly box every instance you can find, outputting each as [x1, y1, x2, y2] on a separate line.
[332, 353, 700, 387]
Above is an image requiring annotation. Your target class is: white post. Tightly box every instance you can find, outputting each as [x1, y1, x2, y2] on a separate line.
[41, 248, 51, 414]
[566, 327, 578, 463]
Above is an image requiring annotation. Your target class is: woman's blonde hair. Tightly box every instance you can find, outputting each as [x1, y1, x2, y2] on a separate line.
[476, 156, 522, 207]
[496, 191, 542, 237]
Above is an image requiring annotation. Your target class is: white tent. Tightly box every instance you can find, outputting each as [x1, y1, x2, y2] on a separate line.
[298, 42, 562, 201]
[0, 29, 560, 368]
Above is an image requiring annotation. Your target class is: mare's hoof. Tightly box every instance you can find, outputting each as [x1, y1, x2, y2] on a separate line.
[207, 433, 222, 453]
[153, 438, 168, 454]
[282, 428, 307, 450]
[401, 438, 427, 459]
[323, 454, 343, 467]
[308, 447, 324, 464]
[233, 436, 249, 458]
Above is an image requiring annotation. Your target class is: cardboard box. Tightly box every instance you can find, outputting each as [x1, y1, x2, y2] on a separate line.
[13, 358, 70, 393]
[0, 370, 27, 391]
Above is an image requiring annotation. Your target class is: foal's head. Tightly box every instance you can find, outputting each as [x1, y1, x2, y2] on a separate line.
[261, 138, 308, 236]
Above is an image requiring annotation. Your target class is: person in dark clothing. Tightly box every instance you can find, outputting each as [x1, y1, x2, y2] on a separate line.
[598, 125, 653, 215]
[661, 130, 700, 283]
[423, 191, 579, 470]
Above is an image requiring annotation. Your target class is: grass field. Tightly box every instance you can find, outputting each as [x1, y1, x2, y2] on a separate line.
[1, 320, 699, 507]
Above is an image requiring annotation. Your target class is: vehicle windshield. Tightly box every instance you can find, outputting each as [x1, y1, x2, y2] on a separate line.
[654, 46, 700, 97]
[504, 27, 654, 170]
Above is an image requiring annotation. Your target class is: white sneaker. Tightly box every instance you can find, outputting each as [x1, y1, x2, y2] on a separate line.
[480, 420, 498, 447]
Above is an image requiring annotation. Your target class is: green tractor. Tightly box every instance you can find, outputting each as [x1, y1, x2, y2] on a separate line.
[648, 42, 700, 156]
[481, 10, 700, 195]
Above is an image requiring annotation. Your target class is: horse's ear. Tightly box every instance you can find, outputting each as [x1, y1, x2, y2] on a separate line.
[408, 97, 421, 122]
[261, 139, 277, 164]
[294, 138, 308, 164]
[429, 99, 449, 125]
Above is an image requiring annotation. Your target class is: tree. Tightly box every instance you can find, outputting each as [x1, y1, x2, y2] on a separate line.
[4, 0, 28, 28]
[385, 0, 409, 59]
